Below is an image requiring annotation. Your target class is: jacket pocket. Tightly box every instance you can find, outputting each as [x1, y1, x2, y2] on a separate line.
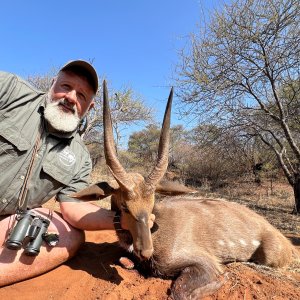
[0, 117, 31, 151]
[42, 147, 78, 186]
[0, 135, 23, 170]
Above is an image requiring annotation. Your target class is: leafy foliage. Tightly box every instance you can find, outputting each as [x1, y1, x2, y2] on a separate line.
[175, 0, 300, 209]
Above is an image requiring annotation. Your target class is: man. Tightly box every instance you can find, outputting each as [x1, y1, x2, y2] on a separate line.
[0, 60, 148, 286]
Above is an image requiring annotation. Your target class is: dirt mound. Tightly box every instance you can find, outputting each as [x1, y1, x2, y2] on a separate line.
[1, 230, 300, 300]
[205, 262, 300, 300]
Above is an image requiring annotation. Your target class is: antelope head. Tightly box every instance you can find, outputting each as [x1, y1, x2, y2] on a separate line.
[73, 81, 173, 260]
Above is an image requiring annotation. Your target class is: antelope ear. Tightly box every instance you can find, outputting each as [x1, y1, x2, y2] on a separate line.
[70, 182, 116, 201]
[155, 181, 197, 196]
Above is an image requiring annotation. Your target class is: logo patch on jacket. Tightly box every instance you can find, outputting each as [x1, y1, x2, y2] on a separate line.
[59, 148, 76, 167]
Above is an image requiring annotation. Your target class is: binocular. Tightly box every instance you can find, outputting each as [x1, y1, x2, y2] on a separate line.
[6, 210, 50, 256]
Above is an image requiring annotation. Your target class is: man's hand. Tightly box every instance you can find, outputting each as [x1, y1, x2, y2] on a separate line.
[120, 213, 156, 230]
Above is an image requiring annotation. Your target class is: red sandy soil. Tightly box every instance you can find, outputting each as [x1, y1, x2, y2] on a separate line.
[1, 230, 300, 300]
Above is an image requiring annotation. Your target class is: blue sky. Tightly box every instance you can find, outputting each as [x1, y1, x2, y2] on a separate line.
[1, 0, 225, 145]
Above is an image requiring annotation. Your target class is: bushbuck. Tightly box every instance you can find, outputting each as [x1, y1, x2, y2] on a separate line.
[73, 81, 299, 300]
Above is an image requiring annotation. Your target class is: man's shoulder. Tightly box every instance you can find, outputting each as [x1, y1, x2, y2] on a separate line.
[0, 71, 17, 77]
[0, 71, 44, 95]
[0, 71, 18, 85]
[0, 71, 15, 78]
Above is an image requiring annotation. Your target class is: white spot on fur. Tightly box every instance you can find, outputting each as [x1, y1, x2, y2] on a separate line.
[217, 240, 225, 246]
[201, 207, 211, 215]
[239, 239, 247, 246]
[252, 240, 260, 247]
[127, 244, 134, 252]
[119, 241, 134, 253]
[140, 217, 146, 225]
[228, 241, 235, 247]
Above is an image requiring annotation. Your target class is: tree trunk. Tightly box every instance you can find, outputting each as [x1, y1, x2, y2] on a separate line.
[293, 172, 300, 214]
[252, 163, 263, 186]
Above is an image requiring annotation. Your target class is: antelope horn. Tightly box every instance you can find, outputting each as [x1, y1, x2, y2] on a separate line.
[145, 87, 173, 188]
[103, 80, 134, 191]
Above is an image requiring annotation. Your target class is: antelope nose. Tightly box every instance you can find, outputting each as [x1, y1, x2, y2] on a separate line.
[140, 248, 153, 260]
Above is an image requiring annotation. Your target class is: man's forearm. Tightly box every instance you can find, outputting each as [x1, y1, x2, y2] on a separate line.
[59, 201, 115, 231]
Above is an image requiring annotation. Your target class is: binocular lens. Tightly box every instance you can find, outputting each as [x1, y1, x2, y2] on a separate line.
[24, 246, 40, 256]
[6, 212, 34, 250]
[5, 240, 23, 250]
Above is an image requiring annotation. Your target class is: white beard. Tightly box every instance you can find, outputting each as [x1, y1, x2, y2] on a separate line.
[44, 95, 80, 133]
